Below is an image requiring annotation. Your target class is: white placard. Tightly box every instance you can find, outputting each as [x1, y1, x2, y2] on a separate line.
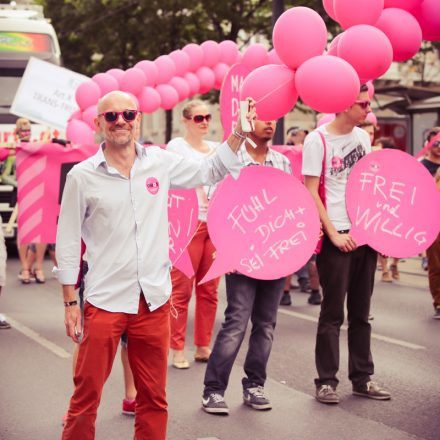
[10, 57, 88, 130]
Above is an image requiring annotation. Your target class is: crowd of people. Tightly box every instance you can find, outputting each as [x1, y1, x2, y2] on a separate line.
[0, 86, 438, 440]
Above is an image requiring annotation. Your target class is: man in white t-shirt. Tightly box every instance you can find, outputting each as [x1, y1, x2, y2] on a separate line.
[302, 84, 391, 404]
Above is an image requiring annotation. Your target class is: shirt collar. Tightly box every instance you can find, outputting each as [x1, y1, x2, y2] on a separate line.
[238, 142, 275, 167]
[92, 141, 146, 170]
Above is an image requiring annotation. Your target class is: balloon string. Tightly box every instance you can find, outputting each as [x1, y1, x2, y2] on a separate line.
[254, 77, 294, 106]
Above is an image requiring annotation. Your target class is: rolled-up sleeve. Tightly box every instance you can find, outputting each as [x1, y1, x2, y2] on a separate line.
[54, 171, 85, 285]
[168, 141, 241, 188]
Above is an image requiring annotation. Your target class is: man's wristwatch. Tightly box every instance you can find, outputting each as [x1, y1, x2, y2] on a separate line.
[64, 300, 78, 307]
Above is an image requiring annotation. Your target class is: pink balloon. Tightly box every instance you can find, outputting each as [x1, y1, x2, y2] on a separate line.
[182, 43, 204, 71]
[168, 50, 191, 77]
[120, 68, 147, 96]
[92, 73, 119, 97]
[135, 60, 159, 87]
[138, 86, 161, 113]
[106, 68, 124, 85]
[212, 62, 230, 89]
[366, 112, 378, 126]
[267, 48, 283, 65]
[328, 33, 343, 56]
[295, 55, 360, 113]
[316, 113, 335, 128]
[273, 7, 328, 70]
[366, 81, 375, 99]
[156, 84, 179, 110]
[235, 52, 243, 63]
[219, 40, 239, 65]
[68, 109, 82, 122]
[75, 80, 101, 111]
[241, 43, 269, 70]
[412, 0, 440, 42]
[323, 0, 337, 21]
[334, 0, 384, 29]
[81, 105, 98, 130]
[169, 76, 190, 101]
[154, 55, 176, 85]
[195, 66, 215, 94]
[66, 119, 95, 144]
[337, 25, 393, 82]
[376, 8, 422, 62]
[384, 0, 422, 12]
[201, 40, 221, 68]
[184, 72, 200, 96]
[240, 64, 297, 121]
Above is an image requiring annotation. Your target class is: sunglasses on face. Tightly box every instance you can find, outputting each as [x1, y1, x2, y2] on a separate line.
[355, 100, 371, 110]
[432, 141, 440, 148]
[98, 110, 139, 123]
[190, 114, 212, 123]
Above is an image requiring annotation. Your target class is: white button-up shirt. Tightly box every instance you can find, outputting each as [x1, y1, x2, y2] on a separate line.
[55, 141, 241, 313]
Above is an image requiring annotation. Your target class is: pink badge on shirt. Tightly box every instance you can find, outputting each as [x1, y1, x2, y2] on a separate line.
[168, 189, 198, 278]
[146, 177, 160, 195]
[346, 149, 440, 258]
[199, 166, 321, 283]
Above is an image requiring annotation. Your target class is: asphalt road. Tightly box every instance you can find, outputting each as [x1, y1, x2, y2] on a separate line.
[0, 255, 439, 440]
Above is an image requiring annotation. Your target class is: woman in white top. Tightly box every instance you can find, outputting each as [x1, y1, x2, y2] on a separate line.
[167, 99, 220, 369]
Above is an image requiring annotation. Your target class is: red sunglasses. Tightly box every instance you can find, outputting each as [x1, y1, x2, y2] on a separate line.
[98, 109, 139, 123]
[190, 114, 212, 123]
[355, 100, 371, 110]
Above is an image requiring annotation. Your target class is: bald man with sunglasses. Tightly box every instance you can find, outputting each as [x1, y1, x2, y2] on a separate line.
[55, 91, 255, 440]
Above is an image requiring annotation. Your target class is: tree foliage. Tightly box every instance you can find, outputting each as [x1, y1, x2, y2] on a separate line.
[34, 0, 336, 76]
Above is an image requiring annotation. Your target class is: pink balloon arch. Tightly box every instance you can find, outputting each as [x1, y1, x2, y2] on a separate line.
[67, 1, 439, 143]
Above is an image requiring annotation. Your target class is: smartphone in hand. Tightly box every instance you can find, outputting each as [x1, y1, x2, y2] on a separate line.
[240, 100, 254, 133]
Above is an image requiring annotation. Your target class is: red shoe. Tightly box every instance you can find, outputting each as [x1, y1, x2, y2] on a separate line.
[122, 398, 135, 416]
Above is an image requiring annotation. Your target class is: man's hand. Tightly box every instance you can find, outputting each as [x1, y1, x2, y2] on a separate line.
[330, 233, 357, 253]
[64, 304, 82, 343]
[235, 97, 257, 133]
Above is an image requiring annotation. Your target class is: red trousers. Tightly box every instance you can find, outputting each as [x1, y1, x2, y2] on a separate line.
[62, 297, 170, 440]
[170, 221, 219, 350]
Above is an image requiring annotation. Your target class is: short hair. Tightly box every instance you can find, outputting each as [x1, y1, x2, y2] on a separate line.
[182, 99, 208, 119]
[427, 127, 440, 142]
[359, 121, 374, 128]
[16, 117, 30, 130]
[286, 126, 308, 136]
[376, 137, 397, 149]
[360, 84, 369, 93]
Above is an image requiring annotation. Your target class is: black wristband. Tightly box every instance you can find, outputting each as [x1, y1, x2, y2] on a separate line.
[64, 300, 78, 307]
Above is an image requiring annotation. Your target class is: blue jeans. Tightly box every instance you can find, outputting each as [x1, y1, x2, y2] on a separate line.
[203, 273, 285, 396]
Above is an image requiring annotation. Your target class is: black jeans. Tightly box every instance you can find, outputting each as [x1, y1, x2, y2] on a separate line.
[315, 235, 377, 388]
[203, 273, 285, 396]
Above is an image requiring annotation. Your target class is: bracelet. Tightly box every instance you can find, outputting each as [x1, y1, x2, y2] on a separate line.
[64, 300, 78, 307]
[233, 130, 246, 140]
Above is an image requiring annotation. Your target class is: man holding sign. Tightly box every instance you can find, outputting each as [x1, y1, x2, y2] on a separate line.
[202, 118, 291, 415]
[55, 91, 254, 440]
[302, 84, 391, 404]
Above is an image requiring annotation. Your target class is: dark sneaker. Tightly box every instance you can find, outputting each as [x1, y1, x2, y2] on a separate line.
[316, 385, 339, 404]
[0, 320, 11, 329]
[202, 393, 229, 415]
[353, 381, 391, 400]
[422, 257, 428, 271]
[280, 292, 292, 306]
[243, 386, 272, 410]
[299, 280, 312, 293]
[433, 308, 440, 320]
[308, 291, 322, 305]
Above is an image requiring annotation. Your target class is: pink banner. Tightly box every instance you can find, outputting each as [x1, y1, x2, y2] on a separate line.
[219, 63, 252, 141]
[201, 166, 320, 283]
[16, 142, 99, 244]
[168, 189, 198, 278]
[346, 149, 440, 257]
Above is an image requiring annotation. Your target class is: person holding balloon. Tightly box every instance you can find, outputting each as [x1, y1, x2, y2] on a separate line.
[166, 99, 221, 369]
[302, 84, 391, 404]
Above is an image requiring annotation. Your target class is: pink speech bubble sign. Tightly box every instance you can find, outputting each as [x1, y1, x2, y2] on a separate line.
[168, 189, 198, 278]
[346, 149, 440, 257]
[219, 63, 252, 141]
[200, 166, 320, 283]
